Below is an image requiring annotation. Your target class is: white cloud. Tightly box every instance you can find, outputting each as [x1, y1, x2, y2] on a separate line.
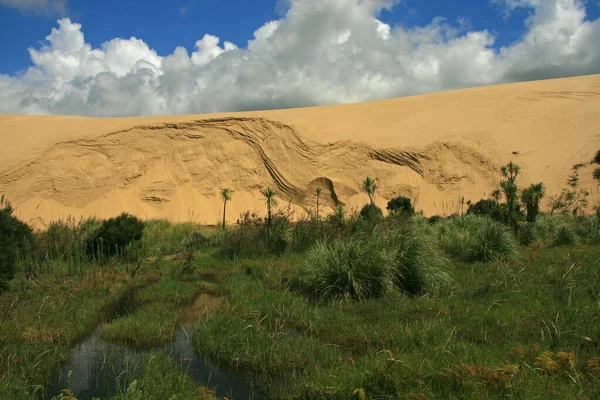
[0, 0, 67, 15]
[0, 0, 599, 117]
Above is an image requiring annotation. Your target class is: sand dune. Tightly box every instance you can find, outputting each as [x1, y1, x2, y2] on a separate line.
[1, 74, 600, 227]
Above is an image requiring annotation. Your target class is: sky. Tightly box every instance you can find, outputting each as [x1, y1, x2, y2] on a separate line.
[0, 0, 599, 117]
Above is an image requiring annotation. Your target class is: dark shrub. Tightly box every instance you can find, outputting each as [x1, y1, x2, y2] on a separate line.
[467, 199, 500, 217]
[386, 196, 415, 216]
[86, 213, 144, 258]
[360, 204, 383, 223]
[594, 149, 600, 164]
[0, 197, 33, 290]
[428, 215, 443, 224]
[552, 225, 579, 247]
[518, 222, 537, 246]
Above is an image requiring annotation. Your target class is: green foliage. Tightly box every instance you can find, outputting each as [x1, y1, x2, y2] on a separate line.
[384, 223, 451, 295]
[521, 183, 546, 223]
[86, 213, 144, 258]
[142, 220, 210, 255]
[437, 215, 485, 260]
[260, 186, 278, 228]
[298, 237, 395, 301]
[518, 222, 537, 246]
[362, 176, 378, 205]
[468, 219, 519, 262]
[359, 204, 383, 223]
[386, 196, 415, 216]
[437, 215, 519, 262]
[594, 149, 600, 164]
[217, 210, 292, 258]
[466, 199, 500, 217]
[0, 196, 32, 291]
[553, 225, 579, 247]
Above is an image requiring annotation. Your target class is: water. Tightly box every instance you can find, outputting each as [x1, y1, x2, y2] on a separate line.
[49, 293, 268, 400]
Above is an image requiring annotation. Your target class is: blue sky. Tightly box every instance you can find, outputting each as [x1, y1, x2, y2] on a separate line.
[1, 0, 599, 116]
[1, 0, 597, 75]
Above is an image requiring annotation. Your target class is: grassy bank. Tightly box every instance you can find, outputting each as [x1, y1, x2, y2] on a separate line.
[194, 245, 600, 399]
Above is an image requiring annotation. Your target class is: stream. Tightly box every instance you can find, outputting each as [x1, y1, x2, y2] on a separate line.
[48, 293, 268, 400]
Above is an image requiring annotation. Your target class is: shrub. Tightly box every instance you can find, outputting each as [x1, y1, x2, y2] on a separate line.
[86, 213, 144, 258]
[385, 223, 451, 295]
[0, 197, 33, 290]
[552, 225, 579, 247]
[298, 237, 395, 301]
[360, 204, 383, 223]
[428, 215, 443, 224]
[594, 149, 600, 165]
[217, 210, 291, 258]
[467, 199, 500, 217]
[577, 217, 600, 244]
[437, 215, 485, 260]
[386, 196, 415, 216]
[468, 220, 519, 262]
[518, 222, 537, 246]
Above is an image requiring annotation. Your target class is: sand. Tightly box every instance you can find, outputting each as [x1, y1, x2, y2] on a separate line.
[1, 74, 599, 227]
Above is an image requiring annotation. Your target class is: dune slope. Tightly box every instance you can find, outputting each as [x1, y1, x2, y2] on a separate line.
[1, 74, 599, 226]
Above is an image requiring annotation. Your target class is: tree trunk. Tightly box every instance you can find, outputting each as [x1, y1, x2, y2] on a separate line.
[222, 200, 227, 230]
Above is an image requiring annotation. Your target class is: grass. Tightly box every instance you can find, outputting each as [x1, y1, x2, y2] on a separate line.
[192, 245, 600, 399]
[107, 354, 217, 400]
[100, 277, 210, 348]
[2, 213, 600, 399]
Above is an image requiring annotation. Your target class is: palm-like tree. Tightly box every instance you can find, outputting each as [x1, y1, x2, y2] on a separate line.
[333, 204, 345, 226]
[500, 162, 520, 214]
[521, 183, 546, 223]
[220, 188, 232, 230]
[362, 176, 377, 206]
[260, 187, 278, 228]
[314, 187, 322, 221]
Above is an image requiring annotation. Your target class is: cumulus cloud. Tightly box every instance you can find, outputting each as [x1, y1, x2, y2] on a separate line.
[0, 0, 67, 15]
[0, 0, 599, 116]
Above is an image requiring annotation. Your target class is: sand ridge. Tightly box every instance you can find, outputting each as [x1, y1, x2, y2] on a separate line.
[1, 74, 599, 226]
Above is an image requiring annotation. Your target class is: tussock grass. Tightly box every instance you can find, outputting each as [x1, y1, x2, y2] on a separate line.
[468, 219, 520, 262]
[437, 215, 519, 262]
[298, 237, 395, 301]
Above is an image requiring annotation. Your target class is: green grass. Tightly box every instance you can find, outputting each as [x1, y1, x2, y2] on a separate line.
[3, 214, 600, 399]
[100, 276, 219, 348]
[192, 246, 600, 399]
[0, 270, 150, 400]
[107, 354, 217, 400]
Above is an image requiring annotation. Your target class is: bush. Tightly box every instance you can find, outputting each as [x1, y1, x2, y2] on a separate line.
[386, 196, 415, 216]
[360, 204, 383, 223]
[385, 223, 451, 295]
[594, 149, 600, 164]
[217, 210, 291, 258]
[428, 215, 443, 224]
[86, 213, 144, 258]
[552, 225, 579, 247]
[467, 199, 500, 217]
[518, 222, 537, 246]
[0, 198, 33, 290]
[298, 237, 395, 301]
[437, 215, 485, 260]
[468, 220, 519, 262]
